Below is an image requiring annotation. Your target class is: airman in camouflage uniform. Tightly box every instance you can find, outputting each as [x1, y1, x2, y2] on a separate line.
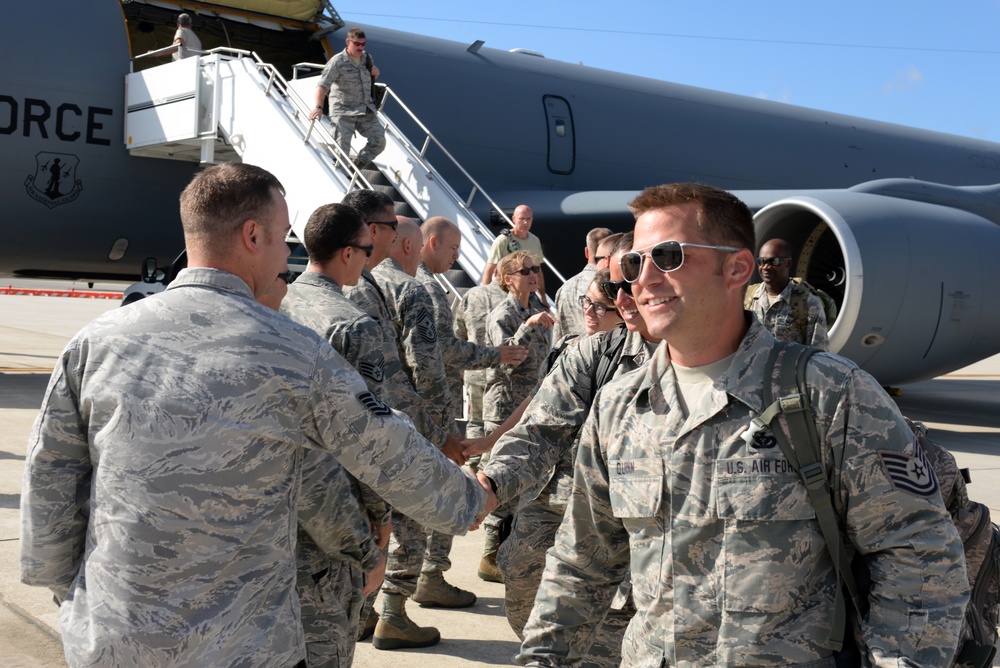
[551, 226, 611, 340]
[309, 27, 385, 168]
[340, 193, 466, 649]
[454, 281, 506, 442]
[745, 238, 829, 350]
[280, 203, 391, 666]
[519, 183, 967, 667]
[19, 163, 489, 668]
[412, 217, 529, 609]
[482, 251, 555, 583]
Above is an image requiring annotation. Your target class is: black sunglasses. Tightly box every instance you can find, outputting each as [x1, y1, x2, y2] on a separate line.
[372, 219, 398, 231]
[620, 240, 740, 283]
[756, 256, 790, 267]
[599, 279, 632, 302]
[512, 265, 541, 276]
[345, 243, 374, 257]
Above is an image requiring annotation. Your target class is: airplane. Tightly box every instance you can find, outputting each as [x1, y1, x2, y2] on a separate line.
[3, 0, 1000, 386]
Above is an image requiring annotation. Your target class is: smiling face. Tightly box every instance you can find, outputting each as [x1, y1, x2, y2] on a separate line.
[582, 280, 622, 335]
[609, 250, 643, 334]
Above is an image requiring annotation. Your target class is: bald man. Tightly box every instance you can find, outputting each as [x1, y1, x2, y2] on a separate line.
[481, 204, 547, 306]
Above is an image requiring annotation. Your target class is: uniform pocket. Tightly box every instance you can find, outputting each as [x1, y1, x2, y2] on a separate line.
[716, 458, 826, 613]
[608, 457, 662, 519]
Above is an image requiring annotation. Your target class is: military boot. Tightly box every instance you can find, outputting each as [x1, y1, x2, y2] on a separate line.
[412, 570, 477, 608]
[478, 529, 504, 583]
[372, 592, 441, 650]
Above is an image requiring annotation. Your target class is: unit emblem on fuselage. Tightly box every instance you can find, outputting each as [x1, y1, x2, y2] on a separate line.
[25, 152, 82, 208]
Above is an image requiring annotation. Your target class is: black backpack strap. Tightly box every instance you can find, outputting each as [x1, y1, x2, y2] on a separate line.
[745, 341, 861, 652]
[591, 324, 629, 391]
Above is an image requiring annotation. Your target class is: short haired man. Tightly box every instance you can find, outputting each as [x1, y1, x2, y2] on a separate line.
[519, 183, 968, 667]
[279, 203, 388, 666]
[552, 226, 612, 339]
[745, 237, 830, 350]
[309, 27, 386, 169]
[481, 205, 547, 305]
[595, 232, 623, 270]
[172, 12, 202, 60]
[20, 163, 491, 667]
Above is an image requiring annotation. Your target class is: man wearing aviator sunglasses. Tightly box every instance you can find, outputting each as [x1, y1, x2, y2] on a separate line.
[744, 237, 830, 350]
[521, 183, 966, 668]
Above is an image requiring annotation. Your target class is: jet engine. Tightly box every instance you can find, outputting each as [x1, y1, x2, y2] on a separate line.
[753, 181, 1000, 385]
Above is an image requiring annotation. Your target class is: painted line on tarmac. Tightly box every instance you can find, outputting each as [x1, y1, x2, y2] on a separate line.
[0, 287, 120, 299]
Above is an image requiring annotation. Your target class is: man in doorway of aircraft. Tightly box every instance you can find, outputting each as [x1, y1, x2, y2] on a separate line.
[481, 204, 548, 306]
[744, 237, 829, 350]
[172, 13, 201, 61]
[309, 27, 386, 170]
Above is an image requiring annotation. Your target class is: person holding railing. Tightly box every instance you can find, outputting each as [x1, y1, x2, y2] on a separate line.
[309, 27, 386, 170]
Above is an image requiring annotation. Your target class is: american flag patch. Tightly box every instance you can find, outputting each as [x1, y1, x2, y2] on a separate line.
[878, 447, 939, 498]
[357, 391, 393, 417]
[359, 357, 385, 383]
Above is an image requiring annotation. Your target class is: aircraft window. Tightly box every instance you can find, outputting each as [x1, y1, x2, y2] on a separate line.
[555, 120, 566, 137]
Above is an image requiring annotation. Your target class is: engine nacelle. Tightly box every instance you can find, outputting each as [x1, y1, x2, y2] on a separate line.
[754, 191, 1000, 385]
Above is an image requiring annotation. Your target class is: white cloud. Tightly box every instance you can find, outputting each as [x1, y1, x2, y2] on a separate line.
[882, 65, 925, 94]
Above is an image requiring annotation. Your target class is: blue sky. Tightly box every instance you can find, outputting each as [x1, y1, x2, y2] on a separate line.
[333, 1, 1000, 142]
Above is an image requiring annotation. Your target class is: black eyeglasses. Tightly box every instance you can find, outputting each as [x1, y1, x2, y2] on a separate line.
[579, 295, 616, 317]
[372, 219, 398, 231]
[344, 243, 374, 257]
[756, 256, 790, 267]
[278, 271, 294, 284]
[599, 279, 632, 302]
[620, 240, 741, 283]
[512, 265, 541, 276]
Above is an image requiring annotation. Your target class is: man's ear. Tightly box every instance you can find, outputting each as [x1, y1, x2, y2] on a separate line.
[240, 219, 261, 253]
[727, 248, 756, 289]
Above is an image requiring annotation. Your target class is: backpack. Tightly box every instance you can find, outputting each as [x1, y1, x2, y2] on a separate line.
[747, 342, 1000, 667]
[744, 278, 838, 333]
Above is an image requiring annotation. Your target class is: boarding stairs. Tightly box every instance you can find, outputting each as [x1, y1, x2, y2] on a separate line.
[124, 47, 566, 295]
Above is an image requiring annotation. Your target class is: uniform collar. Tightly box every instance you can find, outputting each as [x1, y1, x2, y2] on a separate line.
[295, 271, 343, 294]
[167, 267, 254, 300]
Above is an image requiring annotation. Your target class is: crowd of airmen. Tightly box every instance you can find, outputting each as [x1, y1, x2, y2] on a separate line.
[20, 163, 969, 668]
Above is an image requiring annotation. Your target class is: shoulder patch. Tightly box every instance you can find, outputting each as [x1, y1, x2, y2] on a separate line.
[357, 390, 393, 417]
[358, 357, 385, 384]
[415, 306, 437, 343]
[878, 447, 939, 497]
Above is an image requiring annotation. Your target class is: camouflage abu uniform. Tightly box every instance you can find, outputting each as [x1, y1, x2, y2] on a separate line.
[746, 281, 829, 350]
[484, 325, 654, 666]
[417, 262, 503, 575]
[552, 264, 595, 340]
[281, 271, 391, 666]
[519, 319, 968, 667]
[318, 48, 385, 166]
[20, 268, 485, 668]
[346, 268, 448, 449]
[482, 291, 552, 426]
[454, 281, 506, 440]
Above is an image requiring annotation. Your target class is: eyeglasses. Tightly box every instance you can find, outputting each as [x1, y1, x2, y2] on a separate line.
[579, 295, 616, 317]
[620, 240, 741, 283]
[512, 265, 541, 276]
[599, 279, 632, 302]
[351, 40, 366, 47]
[756, 256, 790, 267]
[278, 271, 294, 284]
[372, 219, 398, 231]
[345, 243, 374, 257]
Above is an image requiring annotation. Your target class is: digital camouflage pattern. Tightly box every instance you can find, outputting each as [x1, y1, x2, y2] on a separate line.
[552, 264, 595, 341]
[486, 327, 654, 655]
[318, 48, 376, 117]
[346, 268, 448, 448]
[374, 258, 453, 427]
[20, 268, 486, 668]
[519, 320, 968, 668]
[454, 282, 506, 439]
[482, 292, 552, 425]
[746, 281, 829, 350]
[417, 262, 500, 424]
[298, 559, 365, 668]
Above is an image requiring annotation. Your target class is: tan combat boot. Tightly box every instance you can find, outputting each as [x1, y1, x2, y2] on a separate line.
[372, 592, 441, 650]
[412, 570, 477, 608]
[478, 530, 504, 583]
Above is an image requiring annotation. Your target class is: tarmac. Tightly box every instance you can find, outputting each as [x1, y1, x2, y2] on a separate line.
[1, 281, 999, 666]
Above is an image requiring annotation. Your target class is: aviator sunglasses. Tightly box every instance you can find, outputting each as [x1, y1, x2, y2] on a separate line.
[599, 279, 632, 302]
[620, 240, 741, 283]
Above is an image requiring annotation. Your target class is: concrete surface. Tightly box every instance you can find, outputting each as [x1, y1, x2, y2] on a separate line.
[2, 284, 999, 666]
